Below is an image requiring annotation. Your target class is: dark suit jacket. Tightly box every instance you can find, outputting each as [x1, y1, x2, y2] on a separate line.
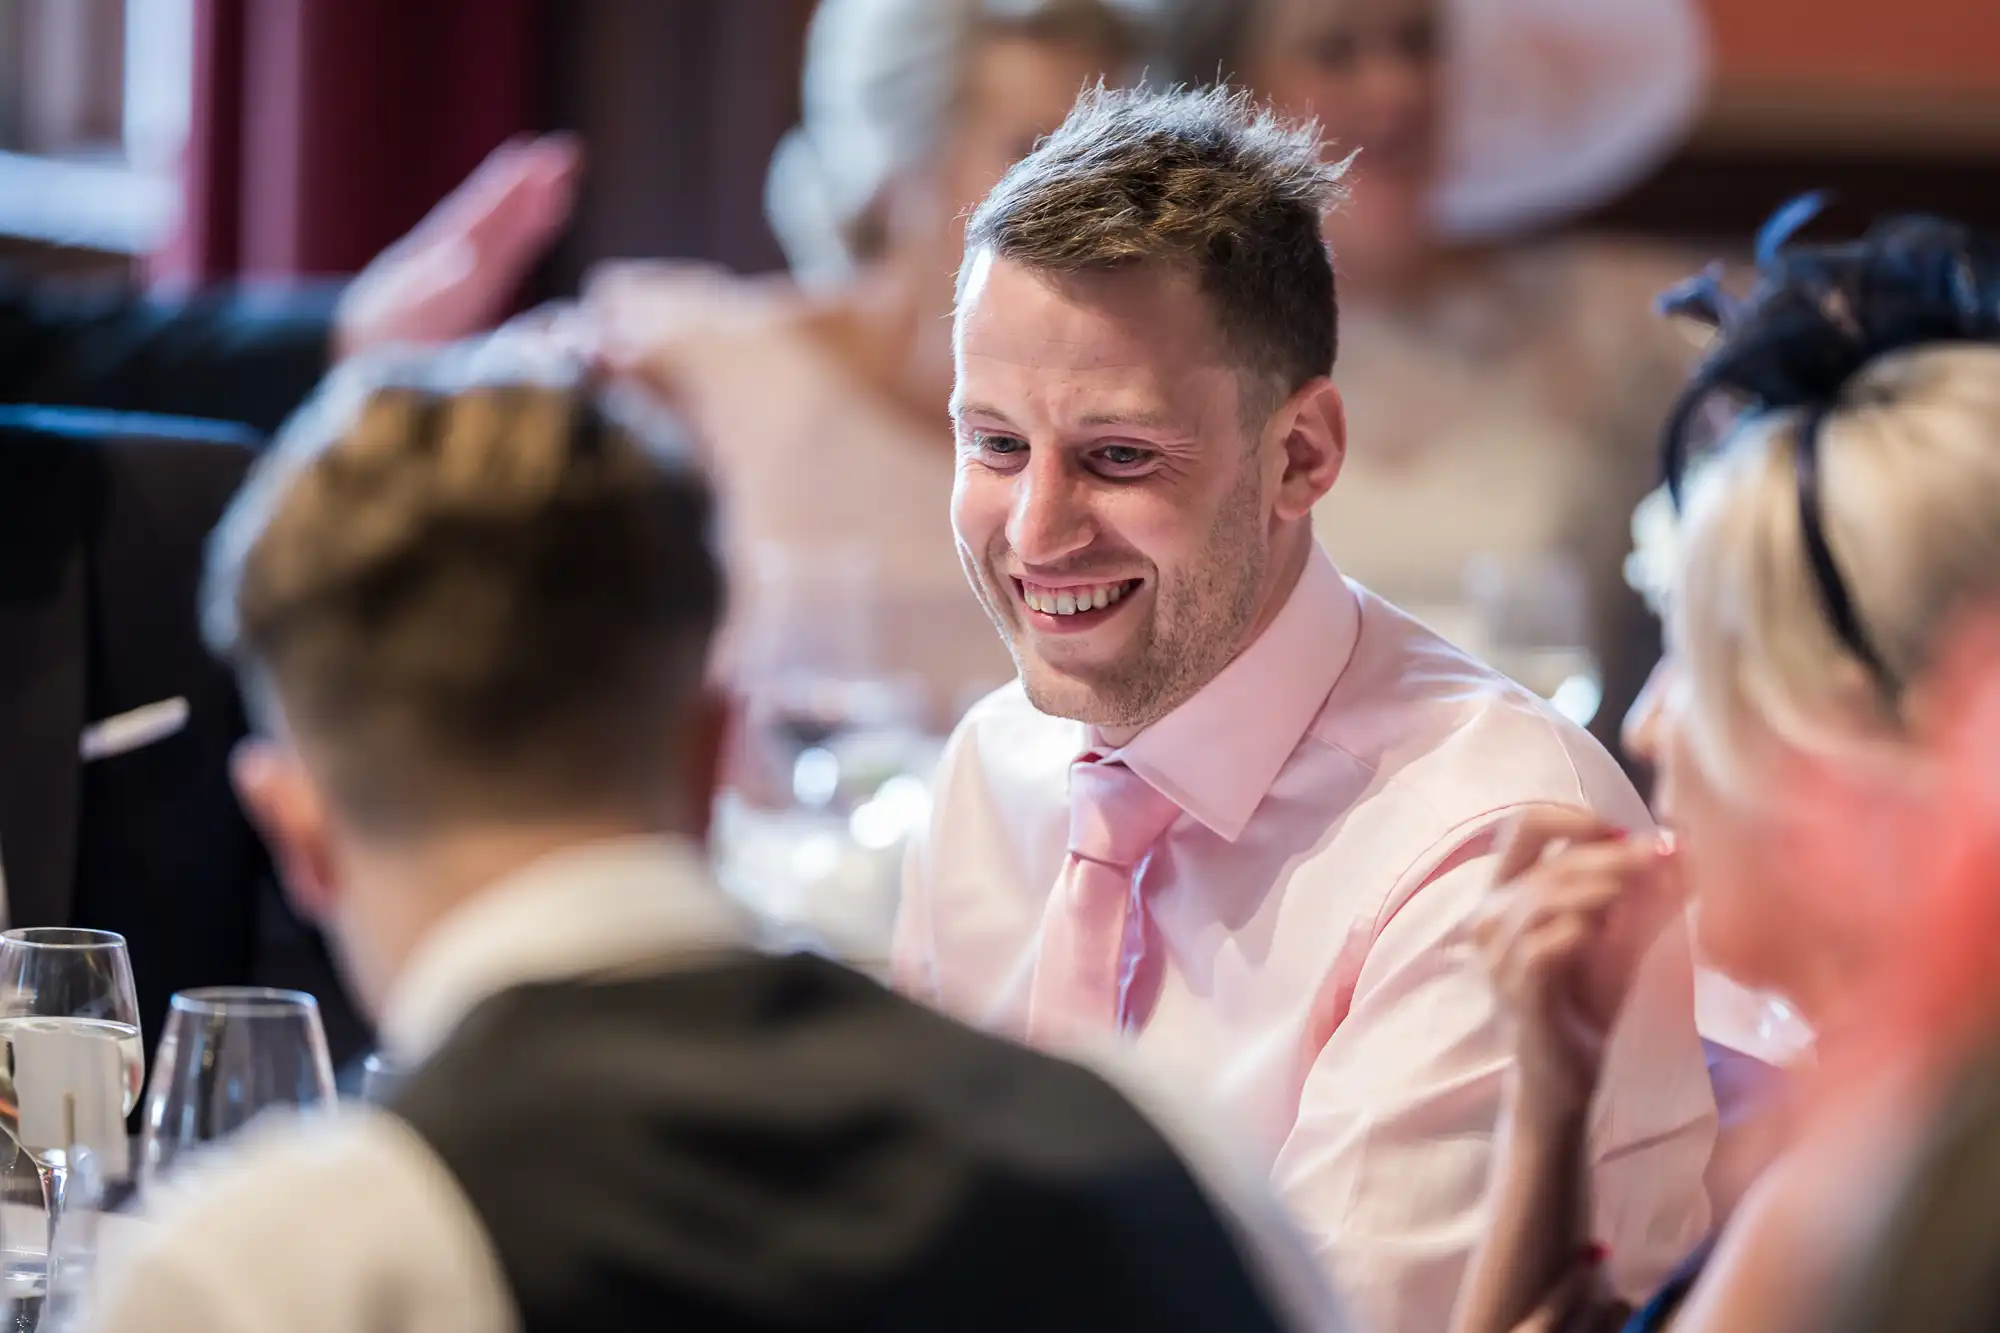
[397, 953, 1304, 1333]
[0, 408, 366, 1067]
[0, 269, 336, 435]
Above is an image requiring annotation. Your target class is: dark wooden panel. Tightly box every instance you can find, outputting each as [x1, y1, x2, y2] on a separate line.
[540, 0, 814, 290]
[1587, 148, 2000, 245]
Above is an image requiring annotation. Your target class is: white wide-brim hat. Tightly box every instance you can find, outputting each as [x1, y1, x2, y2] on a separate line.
[1434, 0, 1710, 239]
[766, 0, 1167, 285]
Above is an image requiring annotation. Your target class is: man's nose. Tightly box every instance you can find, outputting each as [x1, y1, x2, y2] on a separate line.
[1006, 451, 1095, 567]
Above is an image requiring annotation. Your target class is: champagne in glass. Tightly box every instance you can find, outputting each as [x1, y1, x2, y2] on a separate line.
[0, 929, 144, 1136]
[0, 1020, 143, 1119]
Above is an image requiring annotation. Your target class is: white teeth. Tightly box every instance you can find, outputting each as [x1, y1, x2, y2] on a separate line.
[1024, 581, 1132, 617]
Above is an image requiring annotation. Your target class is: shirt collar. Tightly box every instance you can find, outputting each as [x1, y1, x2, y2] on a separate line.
[380, 834, 753, 1064]
[1102, 546, 1360, 842]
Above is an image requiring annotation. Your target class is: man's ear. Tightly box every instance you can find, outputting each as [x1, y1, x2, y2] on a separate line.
[1267, 377, 1346, 521]
[230, 738, 341, 926]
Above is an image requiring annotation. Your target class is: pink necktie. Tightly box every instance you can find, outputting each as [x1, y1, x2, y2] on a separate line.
[1025, 755, 1181, 1045]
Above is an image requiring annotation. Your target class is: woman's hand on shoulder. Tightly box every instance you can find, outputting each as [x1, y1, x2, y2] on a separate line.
[1472, 805, 1684, 1127]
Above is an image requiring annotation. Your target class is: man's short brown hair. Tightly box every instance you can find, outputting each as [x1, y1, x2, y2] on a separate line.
[961, 83, 1347, 408]
[201, 341, 723, 833]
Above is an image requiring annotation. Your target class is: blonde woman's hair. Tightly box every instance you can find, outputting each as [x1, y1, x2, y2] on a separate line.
[1658, 204, 2000, 790]
[1675, 347, 2000, 787]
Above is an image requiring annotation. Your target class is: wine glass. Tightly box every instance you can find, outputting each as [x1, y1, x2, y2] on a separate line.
[0, 929, 137, 1324]
[0, 929, 144, 1117]
[715, 542, 936, 964]
[139, 988, 335, 1186]
[0, 930, 143, 1143]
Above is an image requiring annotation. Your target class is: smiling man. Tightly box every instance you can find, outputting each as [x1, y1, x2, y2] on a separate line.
[892, 86, 1718, 1333]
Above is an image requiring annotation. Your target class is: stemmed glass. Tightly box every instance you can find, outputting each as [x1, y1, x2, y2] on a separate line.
[715, 543, 935, 965]
[0, 928, 141, 1325]
[139, 988, 336, 1186]
[0, 929, 144, 1126]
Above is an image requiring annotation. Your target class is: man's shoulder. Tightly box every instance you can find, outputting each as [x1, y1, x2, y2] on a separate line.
[1314, 588, 1648, 828]
[393, 958, 1304, 1325]
[97, 1107, 507, 1332]
[134, 1107, 409, 1220]
[97, 1107, 515, 1327]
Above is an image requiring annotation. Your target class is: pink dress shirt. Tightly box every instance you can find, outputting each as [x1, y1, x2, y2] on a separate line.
[895, 548, 1716, 1333]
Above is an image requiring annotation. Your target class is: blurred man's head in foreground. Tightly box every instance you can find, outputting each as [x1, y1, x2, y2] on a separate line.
[201, 339, 724, 1013]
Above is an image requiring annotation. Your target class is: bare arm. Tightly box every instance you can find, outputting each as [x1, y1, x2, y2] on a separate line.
[1451, 807, 1692, 1333]
[1451, 1097, 1597, 1333]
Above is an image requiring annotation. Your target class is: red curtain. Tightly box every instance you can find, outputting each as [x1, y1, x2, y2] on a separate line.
[156, 0, 543, 284]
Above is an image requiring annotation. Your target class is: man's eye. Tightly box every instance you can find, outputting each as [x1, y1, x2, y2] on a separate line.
[1096, 445, 1151, 468]
[975, 433, 1026, 455]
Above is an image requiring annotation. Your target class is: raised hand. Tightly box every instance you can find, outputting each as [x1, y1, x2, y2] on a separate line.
[1471, 806, 1683, 1126]
[335, 135, 582, 360]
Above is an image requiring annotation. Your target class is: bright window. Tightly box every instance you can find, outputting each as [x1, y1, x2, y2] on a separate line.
[0, 0, 193, 253]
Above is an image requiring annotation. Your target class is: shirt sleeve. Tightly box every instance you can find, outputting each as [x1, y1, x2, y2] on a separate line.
[1267, 842, 1715, 1333]
[85, 1109, 515, 1333]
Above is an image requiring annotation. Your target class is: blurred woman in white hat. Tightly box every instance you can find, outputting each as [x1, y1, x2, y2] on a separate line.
[1160, 0, 1711, 758]
[593, 0, 1155, 729]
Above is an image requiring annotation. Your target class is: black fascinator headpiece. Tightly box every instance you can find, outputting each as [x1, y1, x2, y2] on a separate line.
[1656, 195, 2000, 698]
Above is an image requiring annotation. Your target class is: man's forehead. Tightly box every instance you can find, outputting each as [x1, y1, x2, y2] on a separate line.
[955, 252, 1227, 375]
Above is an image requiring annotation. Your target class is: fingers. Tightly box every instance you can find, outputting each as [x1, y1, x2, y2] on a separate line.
[1472, 840, 1664, 951]
[1493, 805, 1626, 885]
[453, 134, 582, 261]
[1474, 835, 1680, 1034]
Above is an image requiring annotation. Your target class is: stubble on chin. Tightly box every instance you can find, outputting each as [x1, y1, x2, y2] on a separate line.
[968, 460, 1269, 729]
